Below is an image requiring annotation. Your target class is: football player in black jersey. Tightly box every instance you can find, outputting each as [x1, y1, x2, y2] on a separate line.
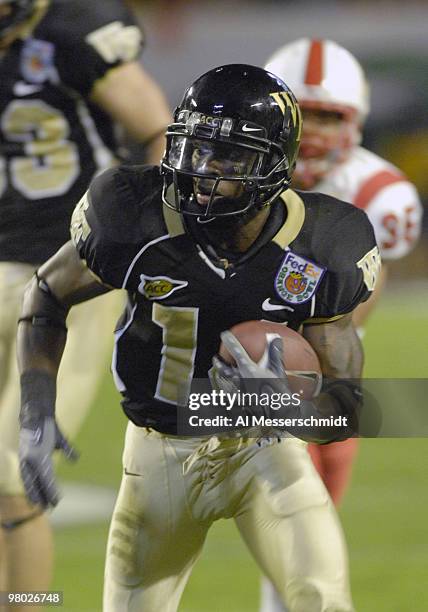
[17, 64, 380, 611]
[0, 0, 171, 605]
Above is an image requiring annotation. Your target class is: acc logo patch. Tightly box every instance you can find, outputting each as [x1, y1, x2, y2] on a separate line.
[138, 274, 188, 300]
[275, 250, 325, 304]
[21, 39, 55, 84]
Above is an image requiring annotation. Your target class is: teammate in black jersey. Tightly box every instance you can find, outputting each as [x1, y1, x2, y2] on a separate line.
[0, 0, 171, 604]
[17, 64, 379, 611]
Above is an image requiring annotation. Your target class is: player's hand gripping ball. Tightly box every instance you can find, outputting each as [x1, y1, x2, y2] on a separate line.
[217, 320, 322, 400]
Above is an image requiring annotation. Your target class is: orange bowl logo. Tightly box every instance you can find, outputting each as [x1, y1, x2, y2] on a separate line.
[285, 272, 307, 295]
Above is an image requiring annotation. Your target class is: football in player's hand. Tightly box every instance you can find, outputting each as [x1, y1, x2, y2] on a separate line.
[219, 321, 321, 399]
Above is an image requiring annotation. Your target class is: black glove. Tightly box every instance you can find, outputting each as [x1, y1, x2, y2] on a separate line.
[19, 408, 78, 508]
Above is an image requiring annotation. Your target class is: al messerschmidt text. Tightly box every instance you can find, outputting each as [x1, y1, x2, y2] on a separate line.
[188, 415, 349, 428]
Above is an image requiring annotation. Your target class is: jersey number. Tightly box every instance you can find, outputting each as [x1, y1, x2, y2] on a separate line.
[0, 100, 80, 199]
[152, 303, 199, 405]
[381, 205, 418, 250]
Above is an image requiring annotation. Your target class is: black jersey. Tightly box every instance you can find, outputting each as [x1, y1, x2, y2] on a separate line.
[0, 0, 143, 264]
[72, 165, 380, 432]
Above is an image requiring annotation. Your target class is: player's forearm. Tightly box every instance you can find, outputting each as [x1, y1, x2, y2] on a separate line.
[303, 314, 363, 379]
[17, 241, 110, 416]
[17, 274, 69, 416]
[300, 315, 364, 442]
[91, 62, 172, 163]
[18, 321, 67, 384]
[143, 129, 168, 165]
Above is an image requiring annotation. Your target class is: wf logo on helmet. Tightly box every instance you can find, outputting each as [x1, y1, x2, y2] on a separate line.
[270, 91, 302, 141]
[275, 251, 325, 304]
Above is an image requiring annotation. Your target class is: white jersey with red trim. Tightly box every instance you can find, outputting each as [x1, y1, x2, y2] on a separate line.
[312, 146, 423, 260]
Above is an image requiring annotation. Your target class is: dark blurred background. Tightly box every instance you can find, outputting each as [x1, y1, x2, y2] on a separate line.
[126, 0, 428, 282]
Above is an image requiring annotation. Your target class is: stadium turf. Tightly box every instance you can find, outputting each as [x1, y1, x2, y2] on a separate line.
[55, 288, 428, 611]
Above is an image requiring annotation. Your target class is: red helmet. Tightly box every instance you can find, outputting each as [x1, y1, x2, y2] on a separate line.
[265, 38, 370, 188]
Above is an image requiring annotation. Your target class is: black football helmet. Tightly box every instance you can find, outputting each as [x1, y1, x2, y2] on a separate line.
[161, 64, 302, 219]
[0, 0, 37, 40]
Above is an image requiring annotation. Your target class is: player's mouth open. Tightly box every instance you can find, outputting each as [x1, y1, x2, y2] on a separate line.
[195, 190, 223, 205]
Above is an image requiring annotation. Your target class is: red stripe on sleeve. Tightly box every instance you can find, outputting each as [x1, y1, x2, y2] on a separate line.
[304, 40, 323, 85]
[354, 170, 405, 209]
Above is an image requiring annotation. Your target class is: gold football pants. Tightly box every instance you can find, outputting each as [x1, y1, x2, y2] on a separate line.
[104, 423, 354, 611]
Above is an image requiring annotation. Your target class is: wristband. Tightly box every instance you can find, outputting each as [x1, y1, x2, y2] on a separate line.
[20, 370, 56, 424]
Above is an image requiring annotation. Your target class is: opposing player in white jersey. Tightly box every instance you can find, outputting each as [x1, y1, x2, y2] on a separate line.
[260, 38, 422, 612]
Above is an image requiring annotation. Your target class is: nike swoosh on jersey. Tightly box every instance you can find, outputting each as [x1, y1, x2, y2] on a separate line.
[14, 81, 43, 97]
[242, 124, 263, 132]
[262, 298, 294, 312]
